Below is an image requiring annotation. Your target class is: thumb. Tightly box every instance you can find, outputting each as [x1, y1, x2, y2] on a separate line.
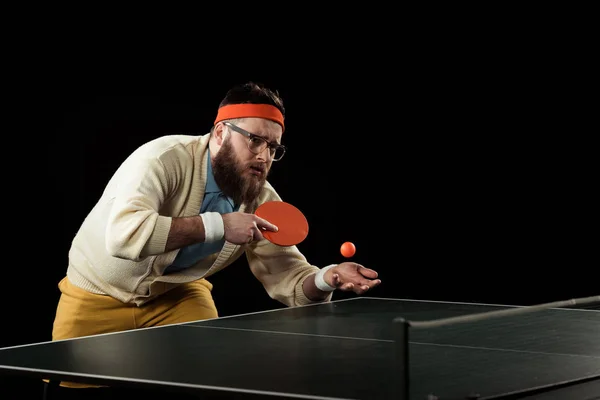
[358, 266, 378, 279]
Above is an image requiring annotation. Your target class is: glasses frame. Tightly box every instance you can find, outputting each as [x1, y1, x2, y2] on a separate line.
[223, 121, 287, 161]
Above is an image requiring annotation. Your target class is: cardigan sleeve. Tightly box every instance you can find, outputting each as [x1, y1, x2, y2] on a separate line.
[104, 146, 188, 261]
[245, 240, 334, 307]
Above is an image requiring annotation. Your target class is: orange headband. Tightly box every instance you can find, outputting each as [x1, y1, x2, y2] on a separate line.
[214, 104, 285, 132]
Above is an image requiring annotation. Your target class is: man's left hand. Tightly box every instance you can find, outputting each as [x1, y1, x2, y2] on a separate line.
[325, 262, 381, 295]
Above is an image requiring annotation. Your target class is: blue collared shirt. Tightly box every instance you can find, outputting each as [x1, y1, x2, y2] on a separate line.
[164, 151, 239, 273]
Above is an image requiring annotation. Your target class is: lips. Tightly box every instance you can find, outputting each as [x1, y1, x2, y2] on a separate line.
[249, 166, 265, 176]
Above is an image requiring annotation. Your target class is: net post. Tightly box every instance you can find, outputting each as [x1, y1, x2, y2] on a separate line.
[393, 317, 410, 400]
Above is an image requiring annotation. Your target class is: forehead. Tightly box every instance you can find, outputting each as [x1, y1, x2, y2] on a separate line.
[237, 117, 283, 142]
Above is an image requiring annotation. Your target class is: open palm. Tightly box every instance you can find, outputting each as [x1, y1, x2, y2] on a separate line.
[326, 262, 381, 295]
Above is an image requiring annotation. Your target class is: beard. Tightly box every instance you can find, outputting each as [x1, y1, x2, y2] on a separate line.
[212, 137, 268, 212]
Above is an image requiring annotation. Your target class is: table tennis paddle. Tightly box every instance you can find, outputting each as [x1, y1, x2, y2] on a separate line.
[255, 200, 309, 246]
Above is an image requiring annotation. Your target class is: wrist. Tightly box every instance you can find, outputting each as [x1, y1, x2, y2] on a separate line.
[314, 264, 337, 292]
[200, 212, 224, 242]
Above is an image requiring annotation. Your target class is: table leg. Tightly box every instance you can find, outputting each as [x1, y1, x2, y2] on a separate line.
[42, 380, 60, 400]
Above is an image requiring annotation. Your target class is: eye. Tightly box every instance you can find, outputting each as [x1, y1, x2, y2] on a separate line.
[250, 136, 264, 145]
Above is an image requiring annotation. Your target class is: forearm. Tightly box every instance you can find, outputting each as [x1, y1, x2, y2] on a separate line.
[164, 216, 206, 252]
[302, 273, 332, 301]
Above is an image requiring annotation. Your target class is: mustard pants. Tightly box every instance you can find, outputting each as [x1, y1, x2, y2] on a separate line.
[49, 276, 218, 389]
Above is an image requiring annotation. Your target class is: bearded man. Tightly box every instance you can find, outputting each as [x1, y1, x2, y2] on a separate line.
[50, 82, 381, 390]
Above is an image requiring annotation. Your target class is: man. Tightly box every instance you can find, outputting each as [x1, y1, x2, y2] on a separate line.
[51, 82, 381, 389]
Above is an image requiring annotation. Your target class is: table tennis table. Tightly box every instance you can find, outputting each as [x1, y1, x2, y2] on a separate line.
[1, 297, 598, 400]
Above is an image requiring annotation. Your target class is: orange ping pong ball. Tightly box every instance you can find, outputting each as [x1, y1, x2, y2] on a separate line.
[340, 241, 356, 258]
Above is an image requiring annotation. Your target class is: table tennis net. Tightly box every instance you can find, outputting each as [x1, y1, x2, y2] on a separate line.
[392, 295, 600, 400]
[403, 295, 600, 329]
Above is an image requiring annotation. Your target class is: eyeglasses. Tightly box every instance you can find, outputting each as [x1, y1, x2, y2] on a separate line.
[224, 121, 287, 161]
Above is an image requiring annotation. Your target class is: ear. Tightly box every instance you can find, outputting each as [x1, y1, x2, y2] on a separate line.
[213, 122, 229, 146]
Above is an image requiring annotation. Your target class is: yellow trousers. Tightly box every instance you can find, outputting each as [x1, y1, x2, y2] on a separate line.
[49, 276, 218, 389]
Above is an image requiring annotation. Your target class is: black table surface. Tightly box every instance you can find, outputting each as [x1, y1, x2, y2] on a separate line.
[1, 297, 598, 400]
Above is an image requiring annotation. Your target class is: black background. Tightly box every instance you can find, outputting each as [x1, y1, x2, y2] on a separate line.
[1, 11, 597, 398]
[4, 61, 596, 354]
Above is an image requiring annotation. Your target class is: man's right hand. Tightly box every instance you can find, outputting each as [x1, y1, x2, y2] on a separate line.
[221, 212, 278, 245]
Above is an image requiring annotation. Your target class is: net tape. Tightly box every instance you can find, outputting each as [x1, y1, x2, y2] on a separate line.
[397, 295, 600, 329]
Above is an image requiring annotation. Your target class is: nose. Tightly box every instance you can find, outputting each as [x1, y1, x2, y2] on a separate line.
[256, 146, 272, 162]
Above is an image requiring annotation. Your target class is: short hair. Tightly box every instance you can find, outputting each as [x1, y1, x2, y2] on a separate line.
[218, 82, 285, 119]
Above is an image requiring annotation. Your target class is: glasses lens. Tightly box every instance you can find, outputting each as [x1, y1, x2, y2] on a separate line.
[273, 147, 285, 161]
[248, 137, 266, 154]
[248, 136, 285, 161]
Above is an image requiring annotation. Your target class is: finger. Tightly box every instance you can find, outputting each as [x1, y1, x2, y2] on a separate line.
[355, 280, 376, 294]
[359, 278, 382, 289]
[256, 216, 278, 232]
[247, 228, 255, 243]
[355, 285, 370, 295]
[371, 279, 382, 288]
[341, 282, 354, 291]
[351, 279, 380, 294]
[357, 265, 379, 279]
[251, 226, 265, 242]
[332, 274, 341, 287]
